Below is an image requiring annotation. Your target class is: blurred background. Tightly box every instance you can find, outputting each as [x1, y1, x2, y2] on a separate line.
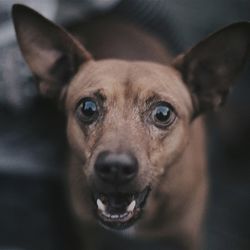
[0, 0, 249, 249]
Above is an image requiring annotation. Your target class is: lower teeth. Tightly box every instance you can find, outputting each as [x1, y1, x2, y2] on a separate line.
[120, 213, 128, 218]
[102, 211, 130, 220]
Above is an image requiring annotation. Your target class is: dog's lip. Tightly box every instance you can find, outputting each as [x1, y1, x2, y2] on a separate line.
[92, 186, 151, 230]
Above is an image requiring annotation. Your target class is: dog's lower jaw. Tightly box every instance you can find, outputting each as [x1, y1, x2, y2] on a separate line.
[68, 173, 207, 250]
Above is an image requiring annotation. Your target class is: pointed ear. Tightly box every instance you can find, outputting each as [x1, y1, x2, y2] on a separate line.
[173, 22, 250, 116]
[12, 4, 92, 98]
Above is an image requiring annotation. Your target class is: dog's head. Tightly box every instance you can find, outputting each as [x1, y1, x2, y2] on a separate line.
[12, 4, 250, 230]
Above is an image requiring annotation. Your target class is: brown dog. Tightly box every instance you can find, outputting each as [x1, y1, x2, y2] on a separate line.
[12, 4, 250, 250]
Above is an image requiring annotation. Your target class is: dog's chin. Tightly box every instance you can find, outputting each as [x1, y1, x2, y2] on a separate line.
[91, 186, 151, 230]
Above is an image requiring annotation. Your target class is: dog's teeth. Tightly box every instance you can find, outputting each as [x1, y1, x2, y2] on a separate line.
[97, 199, 106, 211]
[127, 200, 136, 212]
[120, 213, 128, 218]
[111, 215, 119, 219]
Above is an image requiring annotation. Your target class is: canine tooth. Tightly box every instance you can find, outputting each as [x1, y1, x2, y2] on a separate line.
[127, 200, 136, 212]
[111, 215, 119, 219]
[103, 211, 110, 218]
[97, 199, 106, 211]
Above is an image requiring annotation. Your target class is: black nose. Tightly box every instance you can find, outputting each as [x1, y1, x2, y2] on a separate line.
[94, 151, 138, 185]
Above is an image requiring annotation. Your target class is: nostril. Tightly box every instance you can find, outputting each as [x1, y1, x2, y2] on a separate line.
[122, 165, 135, 176]
[101, 165, 111, 175]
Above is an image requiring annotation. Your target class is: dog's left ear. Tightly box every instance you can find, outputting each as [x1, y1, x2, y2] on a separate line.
[12, 4, 92, 98]
[173, 22, 250, 116]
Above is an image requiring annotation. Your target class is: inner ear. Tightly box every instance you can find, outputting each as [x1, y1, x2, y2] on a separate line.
[173, 22, 250, 116]
[12, 4, 93, 98]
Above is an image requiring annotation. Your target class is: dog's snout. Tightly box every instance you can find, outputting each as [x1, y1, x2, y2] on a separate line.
[94, 151, 138, 185]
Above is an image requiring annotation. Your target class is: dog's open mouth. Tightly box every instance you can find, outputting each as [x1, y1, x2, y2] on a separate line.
[92, 186, 151, 230]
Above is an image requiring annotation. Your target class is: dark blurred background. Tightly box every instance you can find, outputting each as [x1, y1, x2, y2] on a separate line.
[0, 0, 249, 250]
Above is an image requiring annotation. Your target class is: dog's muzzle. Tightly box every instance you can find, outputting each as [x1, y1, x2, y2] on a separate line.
[91, 151, 151, 230]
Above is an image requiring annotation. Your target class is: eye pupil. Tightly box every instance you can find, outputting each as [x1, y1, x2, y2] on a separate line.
[81, 100, 97, 117]
[155, 106, 170, 121]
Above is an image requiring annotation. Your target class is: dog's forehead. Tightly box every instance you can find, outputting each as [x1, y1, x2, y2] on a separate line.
[66, 59, 193, 115]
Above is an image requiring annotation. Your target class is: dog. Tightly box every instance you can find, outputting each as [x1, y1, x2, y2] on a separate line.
[12, 4, 250, 250]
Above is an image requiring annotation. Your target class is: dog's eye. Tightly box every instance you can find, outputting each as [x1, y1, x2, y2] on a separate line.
[151, 102, 176, 128]
[77, 98, 99, 124]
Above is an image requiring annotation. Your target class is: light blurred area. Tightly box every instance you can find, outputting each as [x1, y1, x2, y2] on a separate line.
[0, 0, 249, 250]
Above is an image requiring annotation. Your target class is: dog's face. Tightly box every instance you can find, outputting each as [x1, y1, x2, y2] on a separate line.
[12, 5, 250, 230]
[65, 60, 192, 228]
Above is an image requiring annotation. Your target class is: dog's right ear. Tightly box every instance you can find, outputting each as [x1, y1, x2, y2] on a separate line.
[12, 4, 92, 98]
[173, 22, 250, 117]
